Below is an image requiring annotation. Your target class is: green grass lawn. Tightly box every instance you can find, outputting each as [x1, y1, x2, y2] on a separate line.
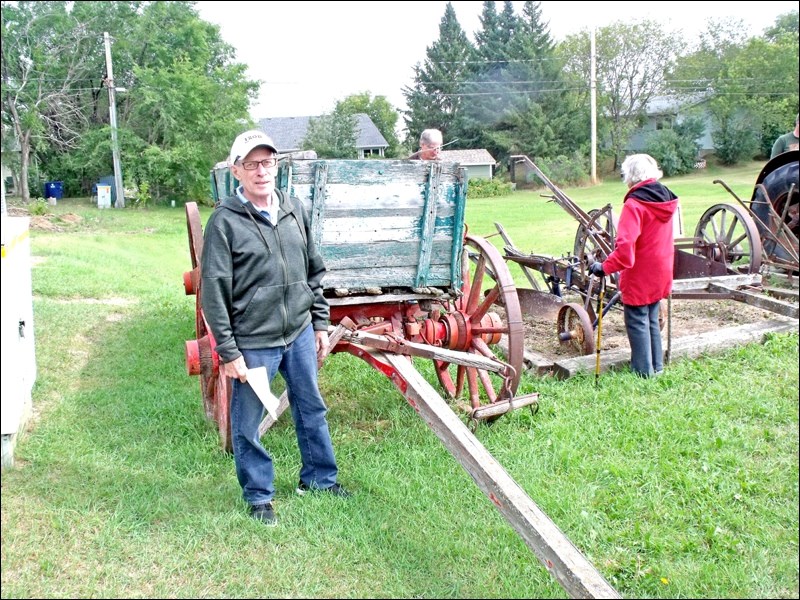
[1, 161, 797, 598]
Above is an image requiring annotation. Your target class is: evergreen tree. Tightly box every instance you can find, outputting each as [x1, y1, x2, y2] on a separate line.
[402, 2, 472, 150]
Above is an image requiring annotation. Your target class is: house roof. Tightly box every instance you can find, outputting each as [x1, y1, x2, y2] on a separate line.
[440, 149, 496, 166]
[645, 93, 709, 115]
[258, 113, 388, 153]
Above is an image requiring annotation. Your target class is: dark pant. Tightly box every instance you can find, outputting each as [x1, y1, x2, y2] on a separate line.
[623, 301, 663, 378]
[232, 325, 338, 506]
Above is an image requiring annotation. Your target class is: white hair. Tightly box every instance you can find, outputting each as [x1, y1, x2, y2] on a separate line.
[419, 129, 443, 146]
[621, 154, 662, 186]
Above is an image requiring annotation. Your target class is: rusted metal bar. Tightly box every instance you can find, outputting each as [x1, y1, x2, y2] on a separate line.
[509, 155, 614, 257]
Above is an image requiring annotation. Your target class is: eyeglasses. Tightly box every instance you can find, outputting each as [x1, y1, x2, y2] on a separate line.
[239, 158, 278, 170]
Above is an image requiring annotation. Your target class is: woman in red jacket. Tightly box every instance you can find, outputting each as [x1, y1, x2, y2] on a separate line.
[590, 154, 679, 377]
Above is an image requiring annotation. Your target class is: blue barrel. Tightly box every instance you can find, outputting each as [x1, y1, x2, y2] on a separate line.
[44, 181, 64, 200]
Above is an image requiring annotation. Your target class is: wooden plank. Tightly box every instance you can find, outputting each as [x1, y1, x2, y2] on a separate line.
[328, 292, 447, 307]
[289, 159, 434, 186]
[416, 162, 442, 287]
[383, 352, 620, 599]
[415, 162, 442, 287]
[341, 330, 507, 372]
[323, 240, 454, 269]
[708, 283, 799, 319]
[257, 323, 351, 436]
[671, 273, 761, 291]
[450, 168, 467, 290]
[319, 216, 454, 242]
[310, 162, 328, 247]
[321, 264, 453, 289]
[762, 286, 800, 302]
[551, 318, 799, 379]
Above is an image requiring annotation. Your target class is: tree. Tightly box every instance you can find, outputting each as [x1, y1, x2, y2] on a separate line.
[1, 1, 100, 202]
[402, 2, 473, 149]
[302, 110, 357, 158]
[493, 1, 581, 163]
[561, 21, 685, 169]
[645, 116, 704, 176]
[670, 13, 798, 161]
[2, 1, 258, 204]
[336, 92, 401, 157]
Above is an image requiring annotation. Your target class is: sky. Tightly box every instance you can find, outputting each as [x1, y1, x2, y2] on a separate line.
[194, 0, 796, 126]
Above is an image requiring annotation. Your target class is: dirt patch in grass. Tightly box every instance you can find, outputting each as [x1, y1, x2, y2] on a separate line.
[518, 290, 790, 360]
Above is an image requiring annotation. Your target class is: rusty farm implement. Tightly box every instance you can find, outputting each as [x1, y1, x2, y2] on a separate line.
[500, 154, 798, 358]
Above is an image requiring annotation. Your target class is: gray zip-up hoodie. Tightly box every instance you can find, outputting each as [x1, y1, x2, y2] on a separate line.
[200, 189, 329, 363]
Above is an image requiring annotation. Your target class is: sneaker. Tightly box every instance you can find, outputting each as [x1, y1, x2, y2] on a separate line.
[296, 481, 352, 498]
[249, 502, 277, 526]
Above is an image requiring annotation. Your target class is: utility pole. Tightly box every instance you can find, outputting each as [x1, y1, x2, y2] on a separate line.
[590, 28, 597, 185]
[103, 32, 125, 208]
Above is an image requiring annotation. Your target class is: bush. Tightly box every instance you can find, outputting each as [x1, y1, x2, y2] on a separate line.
[645, 116, 704, 177]
[466, 177, 514, 198]
[531, 152, 589, 187]
[29, 197, 48, 215]
[712, 112, 760, 165]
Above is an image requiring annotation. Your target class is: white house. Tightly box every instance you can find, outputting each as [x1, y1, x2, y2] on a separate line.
[626, 94, 715, 157]
[439, 149, 497, 181]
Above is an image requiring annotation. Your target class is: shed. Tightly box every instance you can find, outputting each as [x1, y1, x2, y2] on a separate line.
[439, 149, 496, 181]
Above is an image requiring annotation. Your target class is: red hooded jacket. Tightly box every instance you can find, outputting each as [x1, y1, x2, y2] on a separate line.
[601, 179, 679, 306]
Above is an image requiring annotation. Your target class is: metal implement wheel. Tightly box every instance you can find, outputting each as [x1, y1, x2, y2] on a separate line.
[557, 303, 595, 355]
[694, 203, 762, 274]
[433, 234, 524, 413]
[574, 207, 616, 266]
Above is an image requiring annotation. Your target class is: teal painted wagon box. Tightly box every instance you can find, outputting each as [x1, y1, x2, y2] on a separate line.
[213, 159, 468, 295]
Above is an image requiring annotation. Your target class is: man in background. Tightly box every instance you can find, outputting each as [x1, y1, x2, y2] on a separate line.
[770, 114, 799, 158]
[409, 129, 443, 160]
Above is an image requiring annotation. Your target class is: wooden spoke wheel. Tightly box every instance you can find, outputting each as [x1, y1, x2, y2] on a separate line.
[556, 302, 596, 355]
[208, 370, 232, 454]
[186, 202, 204, 270]
[184, 202, 233, 453]
[433, 234, 524, 414]
[694, 203, 762, 274]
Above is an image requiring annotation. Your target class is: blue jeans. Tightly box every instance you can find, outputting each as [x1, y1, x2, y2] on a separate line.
[232, 324, 338, 506]
[623, 302, 663, 377]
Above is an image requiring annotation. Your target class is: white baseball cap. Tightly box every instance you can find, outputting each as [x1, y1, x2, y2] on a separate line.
[229, 130, 278, 165]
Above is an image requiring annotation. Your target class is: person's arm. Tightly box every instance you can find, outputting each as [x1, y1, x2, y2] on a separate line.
[601, 202, 642, 275]
[769, 136, 783, 158]
[771, 135, 785, 159]
[200, 215, 243, 372]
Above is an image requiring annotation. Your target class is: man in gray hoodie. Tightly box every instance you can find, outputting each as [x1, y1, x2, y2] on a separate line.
[201, 130, 349, 526]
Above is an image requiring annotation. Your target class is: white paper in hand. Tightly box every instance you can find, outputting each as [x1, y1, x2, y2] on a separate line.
[247, 367, 280, 421]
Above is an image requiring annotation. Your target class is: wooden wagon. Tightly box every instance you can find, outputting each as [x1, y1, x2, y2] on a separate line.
[183, 157, 619, 598]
